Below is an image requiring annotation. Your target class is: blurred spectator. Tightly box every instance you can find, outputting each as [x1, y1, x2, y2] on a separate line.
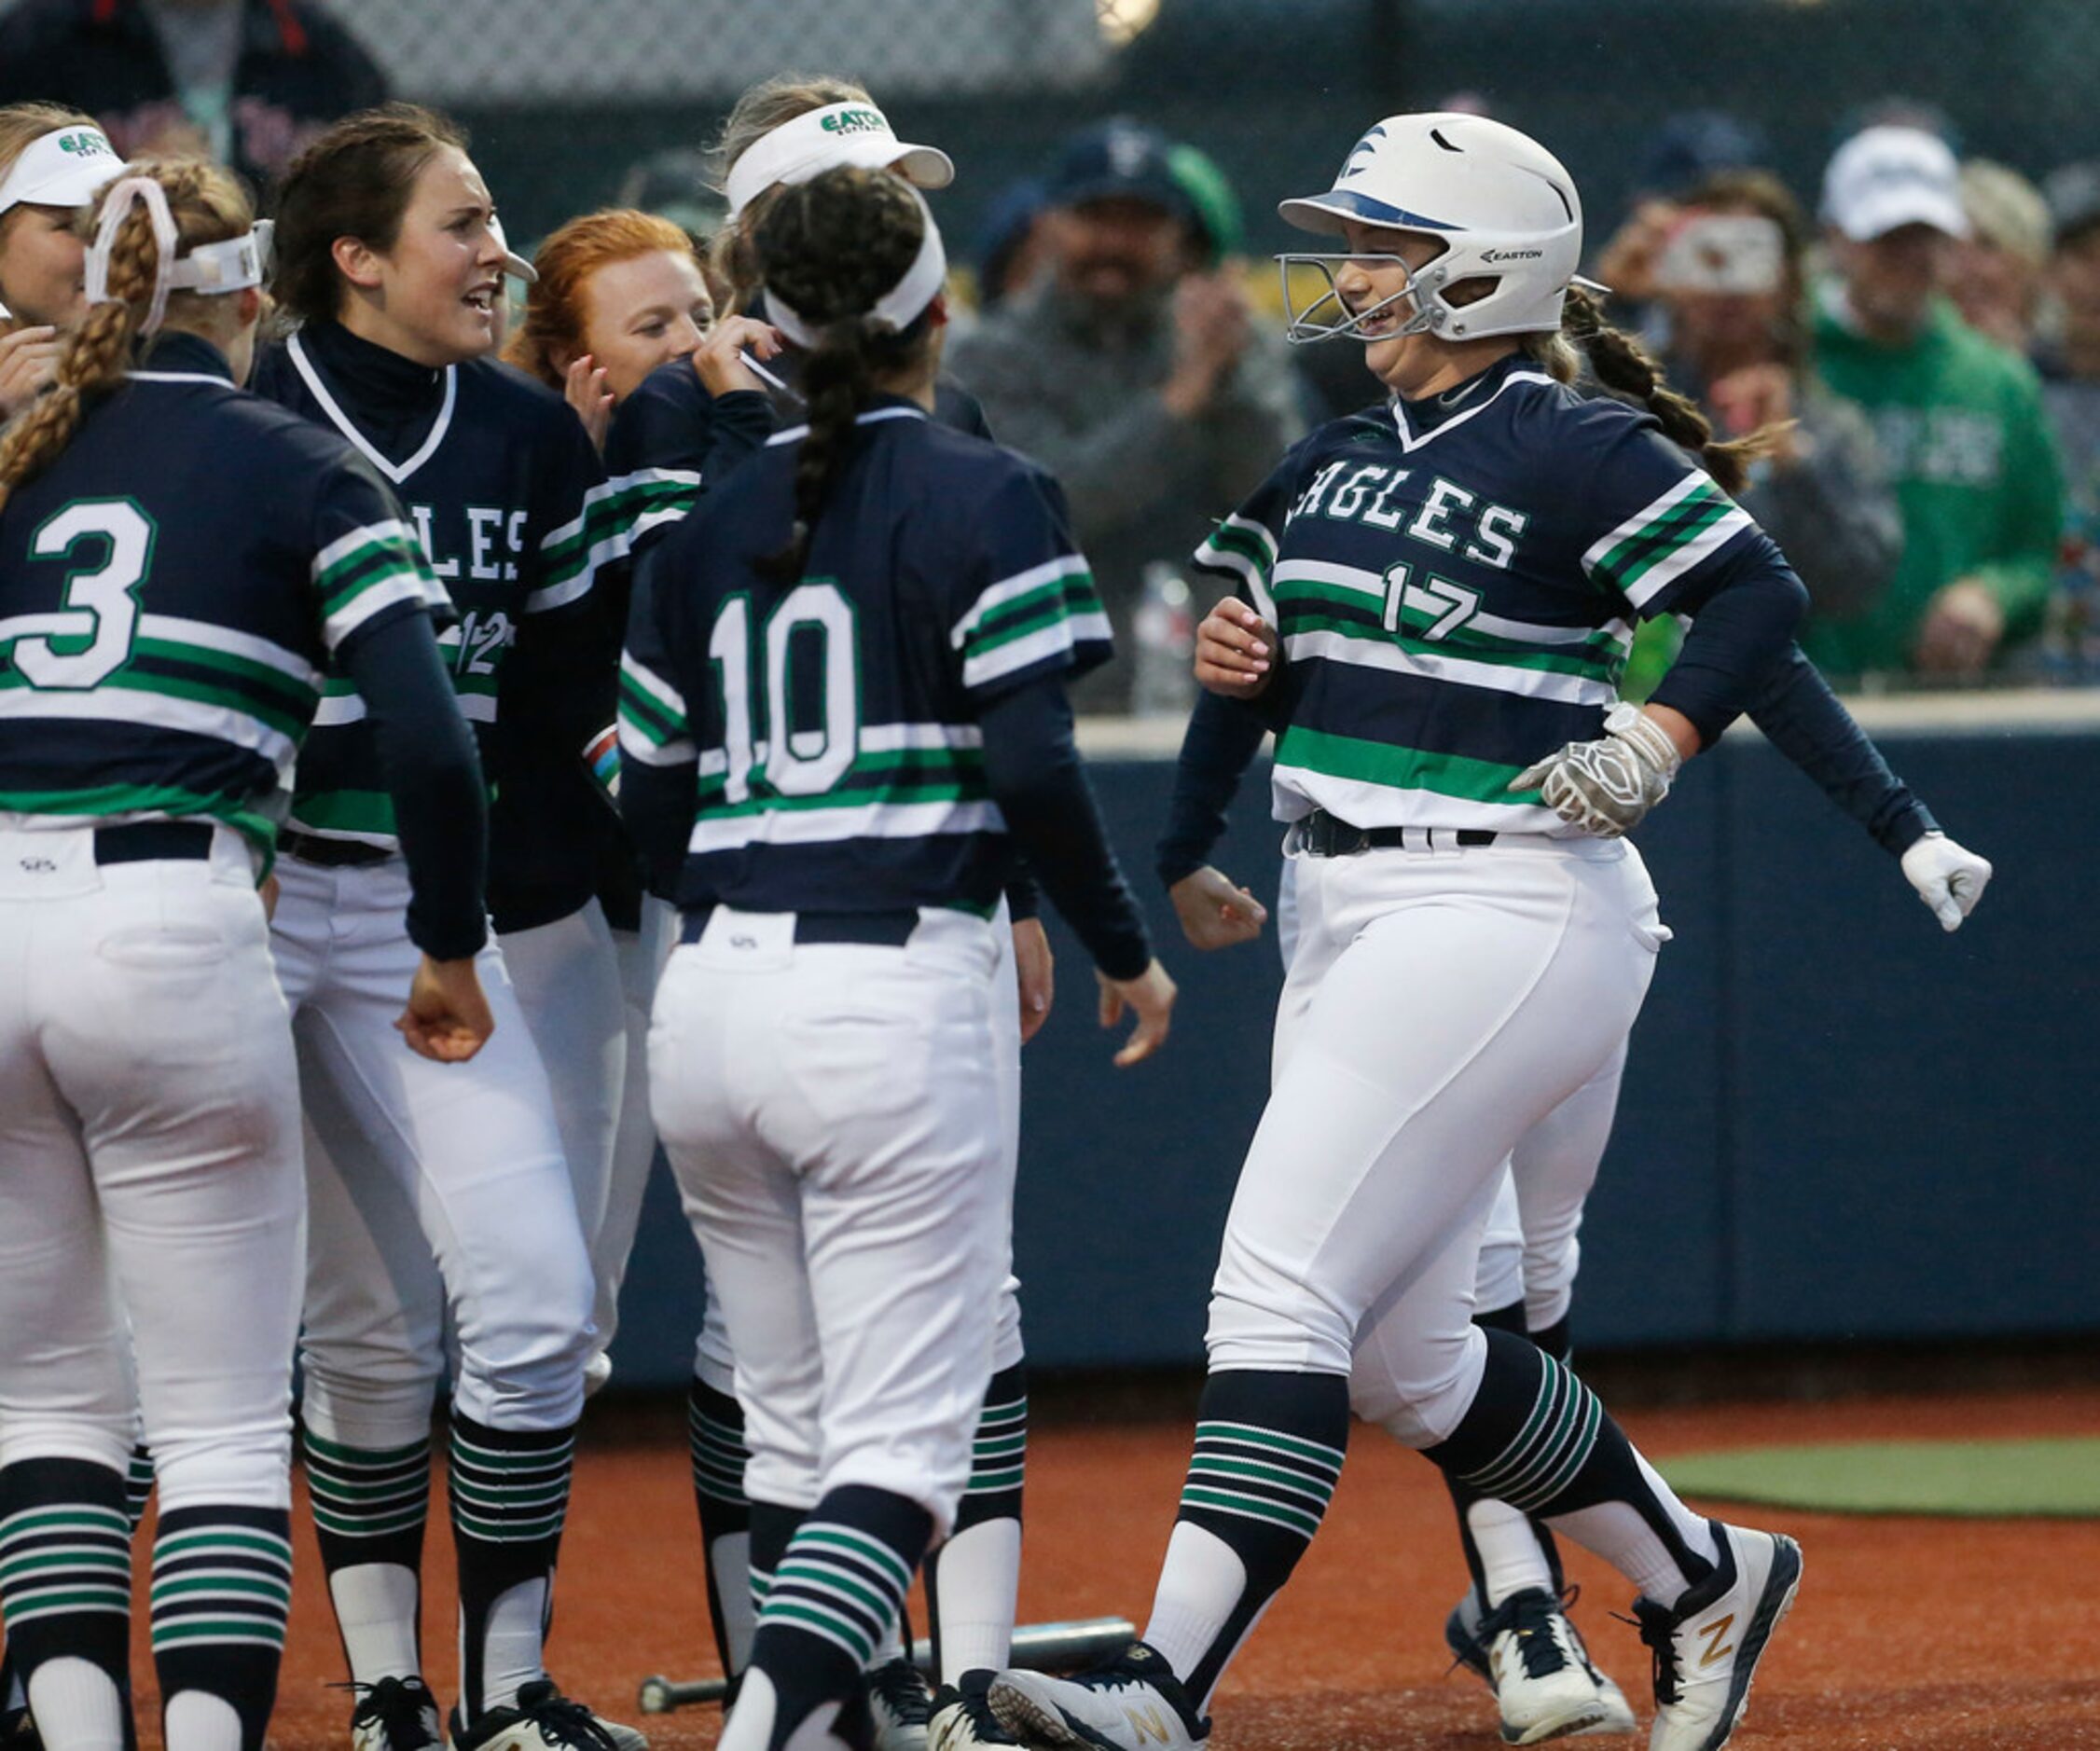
[972, 175, 1050, 310]
[1809, 125, 2062, 680]
[1950, 159, 2051, 352]
[1595, 110, 1768, 314]
[2035, 162, 2100, 678]
[946, 118, 1304, 712]
[1649, 172, 1900, 627]
[0, 0, 387, 190]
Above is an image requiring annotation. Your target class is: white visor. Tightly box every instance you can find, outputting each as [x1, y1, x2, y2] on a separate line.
[724, 101, 953, 222]
[165, 222, 271, 295]
[489, 212, 537, 284]
[0, 125, 120, 217]
[765, 185, 946, 349]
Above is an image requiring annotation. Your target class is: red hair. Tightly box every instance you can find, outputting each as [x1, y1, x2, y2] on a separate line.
[504, 208, 705, 389]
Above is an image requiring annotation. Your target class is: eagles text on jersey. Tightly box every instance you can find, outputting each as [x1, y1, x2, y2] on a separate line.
[1195, 354, 1776, 834]
[252, 329, 624, 848]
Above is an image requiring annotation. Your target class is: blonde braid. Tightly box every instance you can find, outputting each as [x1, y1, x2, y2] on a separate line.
[0, 160, 228, 514]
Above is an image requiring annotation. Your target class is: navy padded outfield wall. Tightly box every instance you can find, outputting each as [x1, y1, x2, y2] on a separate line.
[607, 710, 2100, 1382]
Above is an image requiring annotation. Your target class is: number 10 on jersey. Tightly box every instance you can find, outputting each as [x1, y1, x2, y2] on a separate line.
[708, 581, 861, 805]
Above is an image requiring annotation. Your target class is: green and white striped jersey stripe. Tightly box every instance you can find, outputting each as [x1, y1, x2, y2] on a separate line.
[1272, 726, 1568, 834]
[616, 651, 692, 765]
[531, 474, 637, 614]
[600, 466, 703, 551]
[0, 605, 320, 774]
[311, 517, 447, 646]
[1275, 558, 1631, 688]
[1582, 470, 1753, 610]
[950, 553, 1111, 692]
[685, 721, 1001, 856]
[1194, 512, 1280, 619]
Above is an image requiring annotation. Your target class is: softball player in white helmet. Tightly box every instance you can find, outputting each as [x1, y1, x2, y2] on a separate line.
[989, 112, 1808, 1751]
[0, 156, 490, 1751]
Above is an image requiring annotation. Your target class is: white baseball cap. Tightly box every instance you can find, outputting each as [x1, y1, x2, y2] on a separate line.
[1821, 126, 1969, 241]
[723, 101, 953, 222]
[0, 124, 120, 217]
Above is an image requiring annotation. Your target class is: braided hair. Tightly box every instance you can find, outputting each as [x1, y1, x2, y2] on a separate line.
[751, 166, 937, 587]
[0, 159, 250, 514]
[1521, 283, 1773, 494]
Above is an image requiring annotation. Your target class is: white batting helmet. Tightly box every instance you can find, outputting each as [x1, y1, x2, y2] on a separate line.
[1278, 112, 1590, 342]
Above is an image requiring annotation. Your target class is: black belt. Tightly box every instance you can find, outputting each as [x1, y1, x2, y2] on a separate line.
[279, 828, 393, 868]
[680, 906, 919, 947]
[93, 821, 215, 863]
[1296, 807, 1497, 857]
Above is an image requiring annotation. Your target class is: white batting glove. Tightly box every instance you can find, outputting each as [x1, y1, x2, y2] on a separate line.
[1509, 702, 1683, 838]
[1900, 831, 1993, 931]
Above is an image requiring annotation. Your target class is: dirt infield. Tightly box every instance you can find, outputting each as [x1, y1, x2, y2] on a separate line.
[149, 1385, 2100, 1750]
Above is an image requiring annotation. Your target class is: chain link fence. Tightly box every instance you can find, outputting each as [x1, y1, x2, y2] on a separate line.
[325, 0, 2100, 256]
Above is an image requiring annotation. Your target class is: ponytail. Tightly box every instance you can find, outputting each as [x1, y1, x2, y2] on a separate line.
[749, 166, 937, 588]
[1527, 284, 1777, 495]
[0, 159, 250, 515]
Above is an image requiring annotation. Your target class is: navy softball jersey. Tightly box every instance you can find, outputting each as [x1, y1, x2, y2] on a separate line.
[253, 319, 628, 928]
[1197, 353, 1802, 834]
[620, 398, 1123, 931]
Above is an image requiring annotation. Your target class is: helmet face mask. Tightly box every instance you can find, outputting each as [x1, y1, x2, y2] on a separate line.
[1277, 250, 1453, 345]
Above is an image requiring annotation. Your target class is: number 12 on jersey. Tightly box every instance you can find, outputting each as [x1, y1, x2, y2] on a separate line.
[707, 581, 861, 805]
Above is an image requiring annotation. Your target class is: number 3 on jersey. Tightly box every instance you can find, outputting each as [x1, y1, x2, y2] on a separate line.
[14, 500, 155, 689]
[708, 581, 860, 804]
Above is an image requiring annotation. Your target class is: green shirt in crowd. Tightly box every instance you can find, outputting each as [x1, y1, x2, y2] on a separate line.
[1809, 291, 2062, 677]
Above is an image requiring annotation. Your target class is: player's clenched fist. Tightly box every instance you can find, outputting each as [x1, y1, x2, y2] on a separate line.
[1170, 865, 1268, 951]
[397, 955, 497, 1062]
[1195, 598, 1278, 700]
[1511, 702, 1685, 838]
[1097, 959, 1178, 1067]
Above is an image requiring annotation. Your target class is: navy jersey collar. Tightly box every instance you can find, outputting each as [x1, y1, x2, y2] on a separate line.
[1388, 350, 1555, 451]
[287, 318, 458, 484]
[132, 331, 236, 384]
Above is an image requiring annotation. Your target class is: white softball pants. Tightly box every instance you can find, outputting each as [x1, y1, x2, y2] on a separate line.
[651, 908, 1008, 1536]
[1212, 835, 1665, 1445]
[271, 855, 595, 1448]
[686, 903, 1027, 1399]
[0, 824, 300, 1510]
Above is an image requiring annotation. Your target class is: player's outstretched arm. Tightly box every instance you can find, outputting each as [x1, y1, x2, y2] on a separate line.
[1745, 644, 1994, 931]
[978, 674, 1175, 1065]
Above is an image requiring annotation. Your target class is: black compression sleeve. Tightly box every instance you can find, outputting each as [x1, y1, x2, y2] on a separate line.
[1647, 559, 1810, 749]
[978, 676, 1152, 981]
[1003, 862, 1041, 922]
[338, 611, 489, 960]
[1746, 645, 1937, 856]
[1156, 688, 1269, 889]
[620, 754, 694, 903]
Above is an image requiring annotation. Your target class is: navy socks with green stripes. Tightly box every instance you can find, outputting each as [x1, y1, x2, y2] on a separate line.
[1426, 1328, 1719, 1606]
[449, 1415, 575, 1723]
[689, 1378, 756, 1697]
[301, 1427, 430, 1684]
[1443, 1303, 1565, 1606]
[925, 1359, 1027, 1682]
[0, 1458, 134, 1751]
[725, 1485, 931, 1751]
[1142, 1370, 1349, 1712]
[152, 1504, 294, 1751]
